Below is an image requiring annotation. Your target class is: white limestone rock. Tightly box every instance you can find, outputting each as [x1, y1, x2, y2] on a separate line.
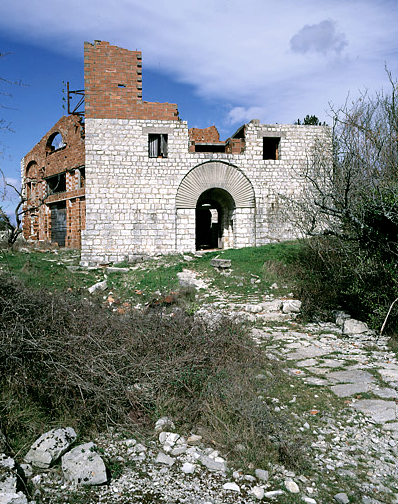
[255, 468, 269, 481]
[199, 454, 227, 472]
[334, 493, 349, 504]
[154, 452, 175, 466]
[285, 479, 300, 493]
[343, 319, 369, 335]
[282, 300, 302, 313]
[335, 311, 350, 326]
[61, 442, 107, 486]
[264, 490, 285, 498]
[0, 491, 29, 504]
[0, 455, 18, 495]
[88, 279, 108, 294]
[24, 427, 77, 469]
[181, 462, 196, 474]
[187, 434, 202, 446]
[261, 299, 283, 312]
[251, 486, 265, 499]
[223, 482, 240, 492]
[154, 417, 175, 432]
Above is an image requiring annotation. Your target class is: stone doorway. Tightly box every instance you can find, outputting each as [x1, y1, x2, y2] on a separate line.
[195, 188, 235, 250]
[176, 161, 255, 252]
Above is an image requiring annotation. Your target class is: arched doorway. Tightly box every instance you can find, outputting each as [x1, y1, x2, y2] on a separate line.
[176, 161, 255, 252]
[195, 188, 235, 250]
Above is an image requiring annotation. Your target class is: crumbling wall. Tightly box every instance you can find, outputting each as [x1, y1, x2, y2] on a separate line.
[84, 41, 179, 121]
[22, 114, 85, 247]
[189, 126, 220, 143]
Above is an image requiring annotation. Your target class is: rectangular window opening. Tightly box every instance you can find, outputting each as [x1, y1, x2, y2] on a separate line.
[148, 134, 168, 158]
[194, 143, 226, 153]
[78, 167, 85, 188]
[263, 137, 280, 160]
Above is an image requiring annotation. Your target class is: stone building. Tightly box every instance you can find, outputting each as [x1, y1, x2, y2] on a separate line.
[22, 40, 328, 264]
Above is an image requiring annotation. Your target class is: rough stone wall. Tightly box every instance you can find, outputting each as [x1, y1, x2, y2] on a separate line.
[21, 114, 85, 247]
[21, 40, 330, 262]
[81, 115, 328, 265]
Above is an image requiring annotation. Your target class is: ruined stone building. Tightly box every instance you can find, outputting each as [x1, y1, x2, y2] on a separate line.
[22, 40, 328, 265]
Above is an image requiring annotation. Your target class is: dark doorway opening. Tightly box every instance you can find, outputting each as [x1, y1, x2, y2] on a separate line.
[195, 188, 235, 250]
[50, 202, 67, 247]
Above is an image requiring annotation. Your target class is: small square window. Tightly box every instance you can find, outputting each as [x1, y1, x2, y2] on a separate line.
[149, 134, 168, 158]
[263, 137, 280, 160]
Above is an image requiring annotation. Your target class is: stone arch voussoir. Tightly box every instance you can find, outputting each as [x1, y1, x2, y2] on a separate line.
[176, 161, 255, 209]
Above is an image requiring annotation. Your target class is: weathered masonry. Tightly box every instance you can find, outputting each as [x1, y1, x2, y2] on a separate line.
[22, 40, 329, 264]
[21, 115, 85, 248]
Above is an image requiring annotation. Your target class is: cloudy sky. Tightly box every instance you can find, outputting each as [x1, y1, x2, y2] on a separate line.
[0, 0, 397, 209]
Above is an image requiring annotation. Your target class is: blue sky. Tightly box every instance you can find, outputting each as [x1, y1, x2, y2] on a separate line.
[1, 0, 398, 212]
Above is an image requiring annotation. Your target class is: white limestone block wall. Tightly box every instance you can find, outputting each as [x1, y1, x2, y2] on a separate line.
[243, 121, 330, 246]
[81, 117, 329, 265]
[81, 118, 190, 264]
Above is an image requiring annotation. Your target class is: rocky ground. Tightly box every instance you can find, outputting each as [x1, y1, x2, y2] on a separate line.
[2, 268, 398, 503]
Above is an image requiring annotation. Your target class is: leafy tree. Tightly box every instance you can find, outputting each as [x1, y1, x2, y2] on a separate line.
[295, 115, 326, 126]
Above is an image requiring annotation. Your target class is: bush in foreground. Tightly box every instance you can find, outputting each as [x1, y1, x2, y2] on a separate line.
[0, 272, 305, 470]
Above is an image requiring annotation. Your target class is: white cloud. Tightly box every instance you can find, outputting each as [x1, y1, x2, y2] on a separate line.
[290, 20, 348, 54]
[0, 0, 397, 127]
[226, 106, 267, 125]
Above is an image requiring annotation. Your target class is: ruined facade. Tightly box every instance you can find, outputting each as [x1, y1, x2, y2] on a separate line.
[21, 115, 85, 248]
[22, 41, 328, 263]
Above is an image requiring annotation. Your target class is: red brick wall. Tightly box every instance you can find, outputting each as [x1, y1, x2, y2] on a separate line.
[84, 41, 179, 121]
[22, 114, 86, 247]
[225, 138, 246, 154]
[66, 197, 85, 248]
[189, 126, 220, 143]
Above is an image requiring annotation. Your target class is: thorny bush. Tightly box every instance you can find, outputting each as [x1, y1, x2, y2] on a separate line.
[0, 272, 305, 469]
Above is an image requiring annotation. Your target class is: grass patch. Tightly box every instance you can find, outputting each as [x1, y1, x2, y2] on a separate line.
[191, 241, 301, 302]
[0, 248, 102, 292]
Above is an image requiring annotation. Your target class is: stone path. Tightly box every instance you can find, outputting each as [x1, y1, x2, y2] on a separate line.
[3, 278, 398, 503]
[196, 281, 398, 503]
[248, 307, 398, 503]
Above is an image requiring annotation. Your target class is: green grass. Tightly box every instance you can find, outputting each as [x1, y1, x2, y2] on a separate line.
[189, 241, 301, 302]
[0, 241, 303, 308]
[106, 255, 188, 305]
[0, 248, 102, 292]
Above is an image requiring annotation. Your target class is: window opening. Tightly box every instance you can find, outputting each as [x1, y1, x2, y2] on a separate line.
[149, 134, 168, 158]
[46, 132, 66, 154]
[194, 143, 225, 153]
[263, 137, 280, 160]
[77, 167, 85, 188]
[46, 173, 66, 195]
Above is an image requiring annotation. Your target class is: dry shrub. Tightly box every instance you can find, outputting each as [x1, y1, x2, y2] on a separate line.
[0, 272, 306, 469]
